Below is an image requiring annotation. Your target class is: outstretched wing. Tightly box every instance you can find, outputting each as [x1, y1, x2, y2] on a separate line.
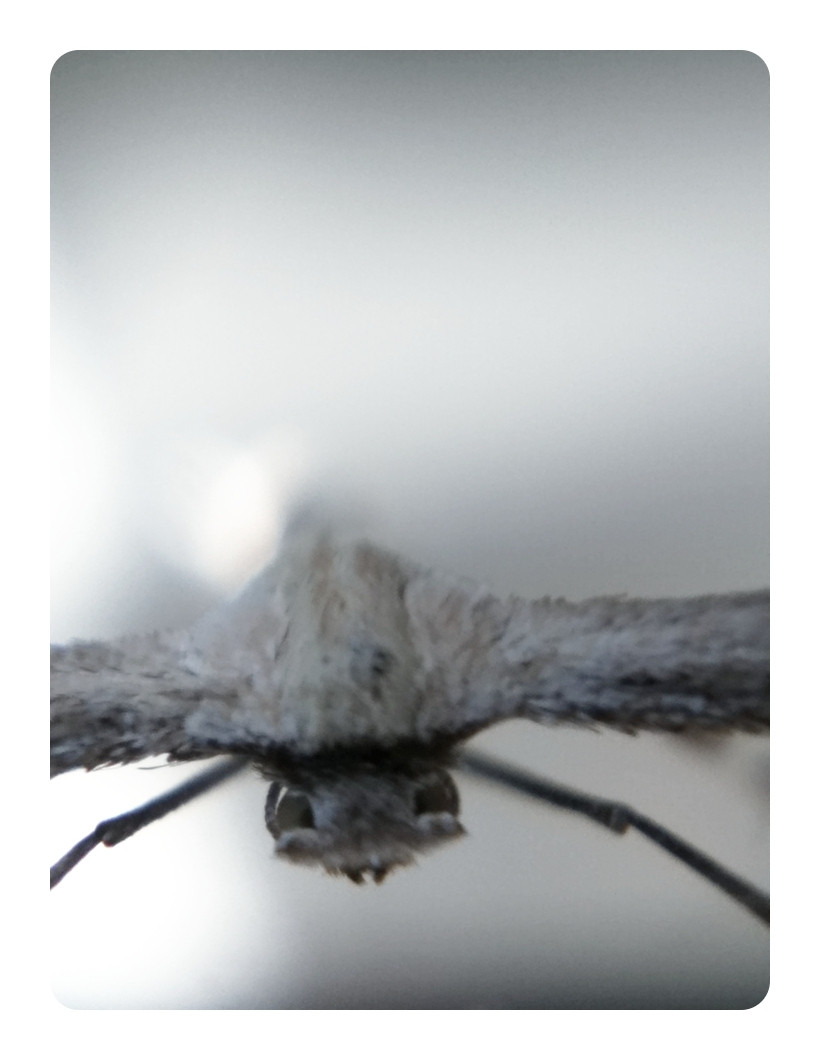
[402, 561, 769, 736]
[51, 535, 769, 777]
[50, 534, 769, 891]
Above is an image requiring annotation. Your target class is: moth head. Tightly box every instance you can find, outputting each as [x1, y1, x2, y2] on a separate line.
[264, 763, 464, 883]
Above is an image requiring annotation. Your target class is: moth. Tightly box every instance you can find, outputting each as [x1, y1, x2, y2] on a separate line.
[51, 526, 769, 916]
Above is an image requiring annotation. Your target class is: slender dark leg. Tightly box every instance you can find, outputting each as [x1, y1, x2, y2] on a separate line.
[50, 757, 249, 889]
[458, 749, 769, 926]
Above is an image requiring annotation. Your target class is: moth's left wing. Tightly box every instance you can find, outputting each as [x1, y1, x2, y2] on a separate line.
[401, 560, 769, 737]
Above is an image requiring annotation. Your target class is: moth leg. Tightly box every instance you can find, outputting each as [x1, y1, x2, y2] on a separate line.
[457, 749, 769, 927]
[50, 756, 249, 888]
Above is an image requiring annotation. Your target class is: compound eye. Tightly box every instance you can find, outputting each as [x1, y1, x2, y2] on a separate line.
[266, 787, 315, 839]
[413, 773, 459, 817]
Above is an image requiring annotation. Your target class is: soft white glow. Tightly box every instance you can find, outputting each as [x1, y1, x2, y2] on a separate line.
[140, 429, 312, 591]
[190, 431, 311, 589]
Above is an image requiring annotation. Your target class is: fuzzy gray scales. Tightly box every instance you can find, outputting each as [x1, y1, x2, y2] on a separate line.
[51, 532, 769, 880]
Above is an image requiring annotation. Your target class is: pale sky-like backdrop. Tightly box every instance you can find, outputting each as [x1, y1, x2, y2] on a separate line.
[50, 51, 768, 1008]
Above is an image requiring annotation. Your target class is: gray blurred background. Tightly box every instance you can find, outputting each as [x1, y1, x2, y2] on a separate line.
[50, 51, 769, 1008]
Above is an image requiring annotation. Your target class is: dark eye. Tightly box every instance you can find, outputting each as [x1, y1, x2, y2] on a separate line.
[266, 787, 315, 838]
[413, 774, 459, 816]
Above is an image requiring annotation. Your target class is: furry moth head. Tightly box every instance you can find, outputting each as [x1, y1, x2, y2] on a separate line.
[263, 761, 464, 883]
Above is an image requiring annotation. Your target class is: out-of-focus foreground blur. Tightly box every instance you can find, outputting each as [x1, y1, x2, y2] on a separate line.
[50, 51, 768, 1008]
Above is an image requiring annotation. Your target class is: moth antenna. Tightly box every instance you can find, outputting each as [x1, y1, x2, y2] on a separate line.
[458, 750, 769, 926]
[50, 757, 248, 888]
